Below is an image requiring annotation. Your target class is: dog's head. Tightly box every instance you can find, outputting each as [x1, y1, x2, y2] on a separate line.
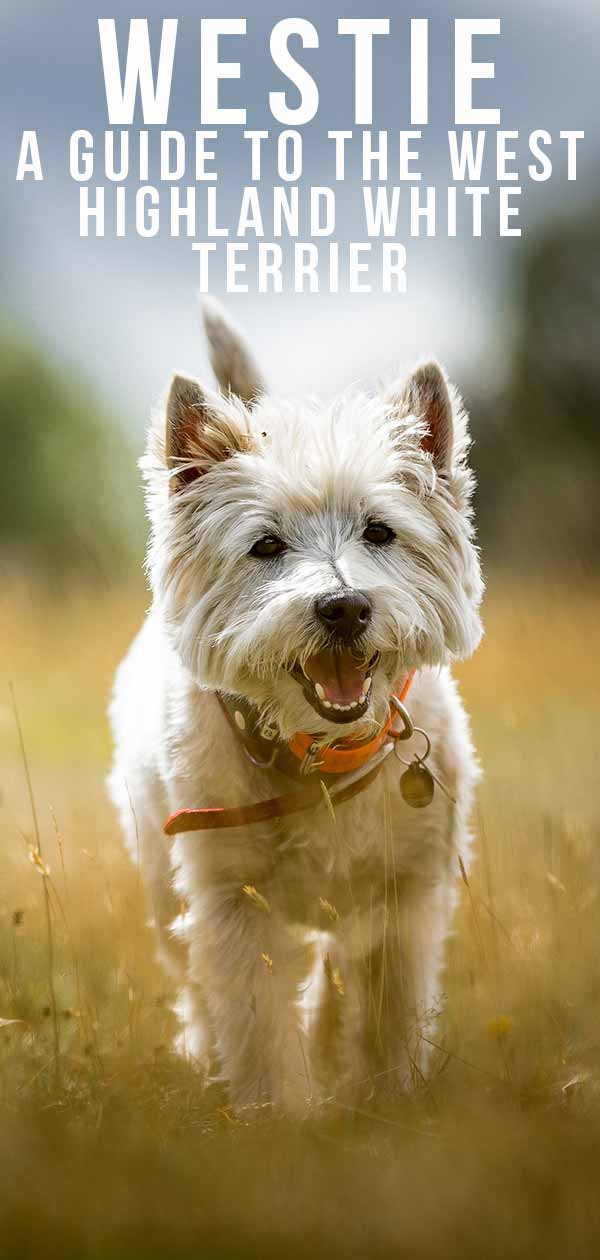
[143, 302, 483, 741]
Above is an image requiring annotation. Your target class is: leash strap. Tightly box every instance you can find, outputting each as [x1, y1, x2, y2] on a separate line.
[164, 747, 391, 836]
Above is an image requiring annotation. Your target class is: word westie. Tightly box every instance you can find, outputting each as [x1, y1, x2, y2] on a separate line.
[109, 301, 483, 1114]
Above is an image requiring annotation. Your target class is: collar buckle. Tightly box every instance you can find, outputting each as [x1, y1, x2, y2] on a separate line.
[299, 741, 324, 776]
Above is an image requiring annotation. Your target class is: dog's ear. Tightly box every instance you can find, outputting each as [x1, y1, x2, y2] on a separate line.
[389, 361, 454, 474]
[202, 297, 266, 405]
[166, 373, 251, 491]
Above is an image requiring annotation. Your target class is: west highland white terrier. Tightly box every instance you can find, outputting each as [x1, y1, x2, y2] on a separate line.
[108, 300, 483, 1114]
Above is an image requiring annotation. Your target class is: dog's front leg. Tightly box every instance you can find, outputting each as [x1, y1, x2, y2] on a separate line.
[362, 875, 455, 1094]
[186, 886, 312, 1114]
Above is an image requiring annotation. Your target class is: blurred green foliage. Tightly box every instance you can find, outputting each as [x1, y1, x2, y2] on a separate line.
[0, 330, 144, 584]
[470, 206, 600, 574]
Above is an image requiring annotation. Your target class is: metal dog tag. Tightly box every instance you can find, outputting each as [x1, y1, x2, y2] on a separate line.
[400, 759, 435, 809]
[392, 701, 457, 810]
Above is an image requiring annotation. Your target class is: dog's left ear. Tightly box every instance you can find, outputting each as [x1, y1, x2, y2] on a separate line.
[166, 373, 251, 491]
[388, 361, 454, 474]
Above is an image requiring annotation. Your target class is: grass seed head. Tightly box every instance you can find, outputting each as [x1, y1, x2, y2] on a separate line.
[242, 885, 270, 913]
[319, 897, 339, 923]
[323, 953, 345, 996]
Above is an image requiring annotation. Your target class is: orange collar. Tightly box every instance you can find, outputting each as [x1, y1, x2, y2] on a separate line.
[164, 671, 416, 837]
[287, 671, 415, 775]
[213, 670, 416, 781]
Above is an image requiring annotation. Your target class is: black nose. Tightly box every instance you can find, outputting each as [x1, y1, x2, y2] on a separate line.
[315, 590, 372, 641]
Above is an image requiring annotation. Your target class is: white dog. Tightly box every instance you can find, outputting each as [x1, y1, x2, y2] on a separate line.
[108, 301, 483, 1114]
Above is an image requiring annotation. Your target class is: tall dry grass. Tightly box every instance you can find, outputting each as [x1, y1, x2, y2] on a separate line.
[1, 578, 600, 1258]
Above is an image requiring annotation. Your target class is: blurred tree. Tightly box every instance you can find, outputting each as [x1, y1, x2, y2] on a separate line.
[469, 205, 600, 574]
[0, 329, 144, 584]
[512, 215, 600, 453]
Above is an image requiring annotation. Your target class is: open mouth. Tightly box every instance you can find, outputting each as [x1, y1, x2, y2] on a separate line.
[292, 650, 380, 725]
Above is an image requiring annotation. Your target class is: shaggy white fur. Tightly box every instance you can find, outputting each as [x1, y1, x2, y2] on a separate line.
[108, 301, 483, 1114]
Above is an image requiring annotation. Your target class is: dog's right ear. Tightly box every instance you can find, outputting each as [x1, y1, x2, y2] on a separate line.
[202, 297, 266, 405]
[166, 373, 251, 491]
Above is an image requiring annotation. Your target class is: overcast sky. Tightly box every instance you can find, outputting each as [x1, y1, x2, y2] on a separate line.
[1, 1, 598, 430]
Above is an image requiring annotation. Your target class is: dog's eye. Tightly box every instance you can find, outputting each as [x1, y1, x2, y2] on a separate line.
[362, 522, 395, 546]
[250, 535, 287, 558]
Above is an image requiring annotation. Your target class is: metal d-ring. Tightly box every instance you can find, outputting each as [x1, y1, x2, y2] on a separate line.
[390, 695, 414, 740]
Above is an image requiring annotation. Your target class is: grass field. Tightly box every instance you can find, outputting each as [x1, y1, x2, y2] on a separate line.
[1, 578, 600, 1258]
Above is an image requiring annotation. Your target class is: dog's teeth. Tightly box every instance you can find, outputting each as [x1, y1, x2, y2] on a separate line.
[333, 703, 342, 710]
[315, 683, 325, 700]
[362, 676, 372, 696]
[322, 700, 332, 709]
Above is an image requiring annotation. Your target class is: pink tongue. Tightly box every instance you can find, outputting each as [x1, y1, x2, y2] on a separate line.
[304, 649, 367, 706]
